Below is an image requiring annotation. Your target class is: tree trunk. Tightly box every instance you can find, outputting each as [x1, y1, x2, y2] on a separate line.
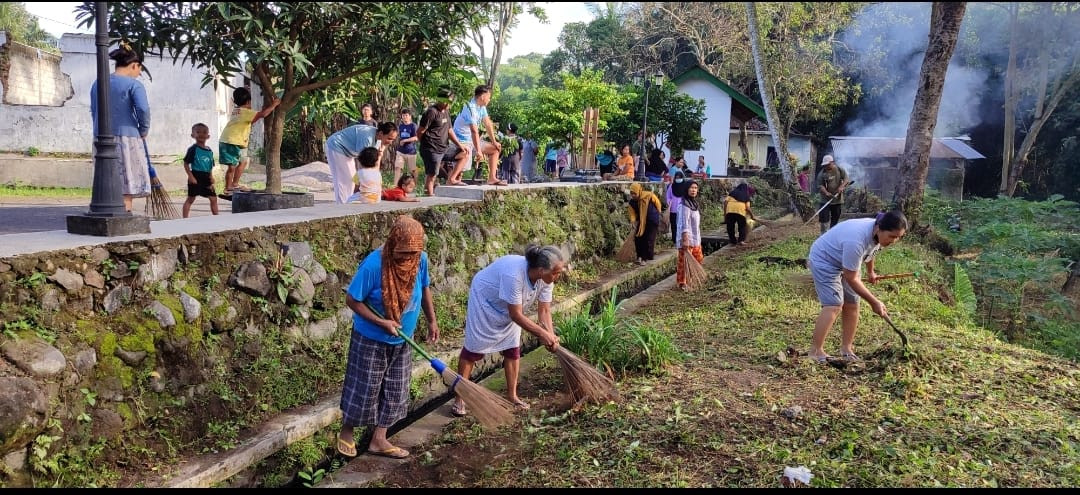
[487, 3, 515, 89]
[265, 107, 288, 194]
[893, 2, 966, 227]
[298, 106, 321, 164]
[1004, 7, 1080, 196]
[738, 121, 750, 165]
[1004, 71, 1080, 196]
[745, 2, 798, 214]
[999, 3, 1018, 195]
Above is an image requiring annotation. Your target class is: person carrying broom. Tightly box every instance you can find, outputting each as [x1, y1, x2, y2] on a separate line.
[451, 245, 565, 417]
[676, 179, 705, 291]
[627, 183, 662, 265]
[337, 215, 440, 459]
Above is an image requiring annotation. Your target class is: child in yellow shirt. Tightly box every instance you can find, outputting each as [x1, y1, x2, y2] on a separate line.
[219, 87, 279, 195]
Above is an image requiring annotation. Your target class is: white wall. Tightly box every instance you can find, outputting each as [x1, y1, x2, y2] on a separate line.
[672, 77, 732, 176]
[0, 34, 264, 159]
[728, 131, 813, 168]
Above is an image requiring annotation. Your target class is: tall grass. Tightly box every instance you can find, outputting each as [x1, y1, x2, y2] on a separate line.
[556, 288, 682, 376]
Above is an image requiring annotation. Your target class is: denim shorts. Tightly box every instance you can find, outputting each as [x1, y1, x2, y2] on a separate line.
[808, 257, 859, 306]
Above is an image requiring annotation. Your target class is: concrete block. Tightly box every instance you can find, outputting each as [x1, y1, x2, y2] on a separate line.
[65, 214, 151, 237]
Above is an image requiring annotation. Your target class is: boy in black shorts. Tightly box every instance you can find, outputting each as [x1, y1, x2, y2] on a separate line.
[182, 123, 220, 218]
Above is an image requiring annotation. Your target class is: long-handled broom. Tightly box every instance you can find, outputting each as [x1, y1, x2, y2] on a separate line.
[785, 270, 920, 291]
[398, 333, 517, 429]
[362, 302, 515, 428]
[143, 139, 180, 220]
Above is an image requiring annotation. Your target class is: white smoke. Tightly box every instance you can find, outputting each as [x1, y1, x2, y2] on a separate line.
[841, 2, 988, 139]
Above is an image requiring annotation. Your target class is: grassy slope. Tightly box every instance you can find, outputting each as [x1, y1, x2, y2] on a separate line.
[367, 223, 1080, 488]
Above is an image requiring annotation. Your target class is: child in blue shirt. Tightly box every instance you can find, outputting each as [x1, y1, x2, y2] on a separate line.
[182, 123, 219, 218]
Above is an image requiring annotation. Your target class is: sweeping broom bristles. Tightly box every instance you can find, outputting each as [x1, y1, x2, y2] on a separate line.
[143, 140, 179, 220]
[682, 251, 708, 290]
[615, 233, 637, 263]
[383, 307, 516, 429]
[435, 368, 517, 429]
[552, 346, 620, 406]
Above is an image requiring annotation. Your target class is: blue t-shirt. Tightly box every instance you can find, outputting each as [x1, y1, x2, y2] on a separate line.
[347, 248, 431, 344]
[545, 147, 558, 161]
[397, 123, 418, 155]
[452, 98, 488, 144]
[326, 124, 378, 157]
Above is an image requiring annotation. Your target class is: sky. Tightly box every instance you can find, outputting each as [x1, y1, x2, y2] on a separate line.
[22, 2, 594, 61]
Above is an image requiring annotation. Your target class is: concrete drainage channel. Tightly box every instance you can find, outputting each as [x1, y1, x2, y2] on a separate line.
[160, 228, 753, 489]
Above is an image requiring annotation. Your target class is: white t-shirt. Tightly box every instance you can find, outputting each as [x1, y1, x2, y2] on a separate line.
[464, 255, 553, 354]
[347, 168, 382, 204]
[676, 203, 701, 249]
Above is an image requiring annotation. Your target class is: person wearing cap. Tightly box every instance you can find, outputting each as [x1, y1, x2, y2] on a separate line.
[816, 155, 850, 234]
[417, 87, 467, 196]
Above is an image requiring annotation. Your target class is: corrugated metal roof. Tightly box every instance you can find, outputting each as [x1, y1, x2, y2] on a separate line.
[828, 137, 985, 160]
[940, 139, 986, 160]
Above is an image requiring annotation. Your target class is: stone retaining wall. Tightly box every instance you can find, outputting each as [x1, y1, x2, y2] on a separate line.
[2, 182, 738, 487]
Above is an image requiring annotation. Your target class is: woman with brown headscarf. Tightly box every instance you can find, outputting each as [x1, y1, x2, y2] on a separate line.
[627, 183, 662, 265]
[337, 215, 439, 459]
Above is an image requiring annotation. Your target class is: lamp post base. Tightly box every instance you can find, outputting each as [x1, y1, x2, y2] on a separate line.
[66, 214, 151, 237]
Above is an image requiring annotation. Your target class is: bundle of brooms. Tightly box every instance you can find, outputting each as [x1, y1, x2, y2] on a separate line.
[615, 233, 637, 262]
[682, 249, 708, 290]
[552, 346, 620, 406]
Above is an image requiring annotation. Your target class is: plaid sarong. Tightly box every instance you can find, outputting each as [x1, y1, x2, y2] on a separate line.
[340, 330, 412, 428]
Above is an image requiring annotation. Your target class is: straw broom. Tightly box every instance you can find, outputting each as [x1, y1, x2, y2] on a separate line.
[682, 248, 708, 290]
[552, 346, 620, 406]
[143, 139, 180, 220]
[366, 304, 515, 429]
[615, 232, 637, 263]
[398, 332, 516, 429]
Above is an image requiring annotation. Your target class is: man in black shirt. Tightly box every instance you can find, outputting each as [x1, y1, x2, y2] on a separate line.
[416, 88, 467, 196]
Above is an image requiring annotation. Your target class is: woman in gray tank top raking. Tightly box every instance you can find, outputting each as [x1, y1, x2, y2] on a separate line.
[806, 210, 908, 363]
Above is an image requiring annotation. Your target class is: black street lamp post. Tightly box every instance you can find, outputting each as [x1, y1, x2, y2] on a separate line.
[633, 70, 664, 182]
[67, 2, 150, 236]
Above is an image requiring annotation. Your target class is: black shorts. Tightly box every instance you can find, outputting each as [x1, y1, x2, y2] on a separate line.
[187, 170, 215, 197]
[420, 147, 445, 177]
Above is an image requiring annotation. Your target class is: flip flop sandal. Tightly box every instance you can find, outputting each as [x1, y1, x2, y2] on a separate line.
[511, 399, 531, 411]
[336, 434, 357, 458]
[367, 446, 410, 459]
[487, 180, 508, 186]
[808, 355, 831, 364]
[840, 352, 861, 361]
[450, 402, 468, 417]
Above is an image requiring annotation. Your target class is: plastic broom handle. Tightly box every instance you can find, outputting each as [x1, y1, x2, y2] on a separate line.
[362, 302, 445, 372]
[142, 138, 158, 180]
